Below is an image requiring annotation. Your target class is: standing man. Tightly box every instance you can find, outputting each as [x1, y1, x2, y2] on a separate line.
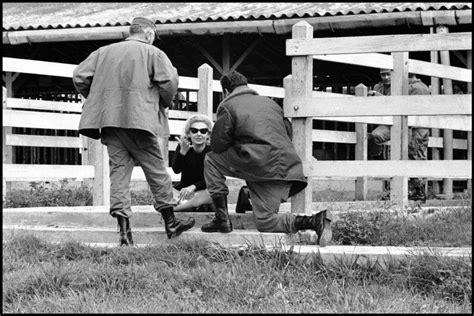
[73, 17, 195, 246]
[367, 69, 431, 201]
[201, 71, 332, 247]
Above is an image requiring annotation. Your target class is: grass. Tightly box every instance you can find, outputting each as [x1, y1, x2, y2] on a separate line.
[2, 234, 472, 313]
[332, 206, 472, 247]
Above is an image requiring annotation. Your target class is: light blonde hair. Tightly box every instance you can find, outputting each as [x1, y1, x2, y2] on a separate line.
[182, 114, 213, 142]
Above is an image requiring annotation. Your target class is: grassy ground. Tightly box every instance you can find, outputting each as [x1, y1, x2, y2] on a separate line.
[2, 234, 471, 313]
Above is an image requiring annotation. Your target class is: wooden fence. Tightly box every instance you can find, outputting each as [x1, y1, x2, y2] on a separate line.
[3, 25, 472, 208]
[284, 21, 471, 210]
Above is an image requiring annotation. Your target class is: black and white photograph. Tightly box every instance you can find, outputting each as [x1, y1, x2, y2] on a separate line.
[2, 2, 472, 313]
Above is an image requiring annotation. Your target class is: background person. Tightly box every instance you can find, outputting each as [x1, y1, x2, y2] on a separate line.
[367, 69, 430, 201]
[200, 71, 332, 247]
[72, 16, 195, 246]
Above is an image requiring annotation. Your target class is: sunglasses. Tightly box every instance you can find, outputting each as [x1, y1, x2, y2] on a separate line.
[190, 127, 209, 134]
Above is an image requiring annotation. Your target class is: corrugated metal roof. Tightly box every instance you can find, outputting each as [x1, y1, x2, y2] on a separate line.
[2, 2, 471, 31]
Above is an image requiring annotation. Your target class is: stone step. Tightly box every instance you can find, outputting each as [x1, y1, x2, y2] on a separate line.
[2, 225, 309, 246]
[3, 225, 471, 268]
[3, 202, 468, 231]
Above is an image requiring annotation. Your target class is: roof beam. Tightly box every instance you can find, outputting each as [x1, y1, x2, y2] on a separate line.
[3, 10, 471, 45]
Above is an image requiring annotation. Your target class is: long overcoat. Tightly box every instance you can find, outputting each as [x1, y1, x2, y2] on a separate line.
[211, 85, 307, 197]
[72, 37, 178, 139]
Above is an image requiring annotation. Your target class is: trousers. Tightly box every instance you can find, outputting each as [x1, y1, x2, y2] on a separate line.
[204, 151, 302, 233]
[100, 127, 175, 218]
[369, 125, 429, 160]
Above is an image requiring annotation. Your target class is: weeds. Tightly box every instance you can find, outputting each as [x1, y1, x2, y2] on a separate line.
[2, 234, 471, 313]
[332, 207, 472, 247]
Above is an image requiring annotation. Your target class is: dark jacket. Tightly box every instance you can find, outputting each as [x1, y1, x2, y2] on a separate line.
[172, 144, 211, 191]
[73, 37, 178, 139]
[211, 85, 307, 197]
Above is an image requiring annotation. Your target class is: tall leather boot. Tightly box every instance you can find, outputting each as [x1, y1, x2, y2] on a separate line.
[201, 195, 233, 233]
[125, 217, 134, 245]
[117, 215, 130, 246]
[293, 210, 332, 247]
[159, 206, 195, 239]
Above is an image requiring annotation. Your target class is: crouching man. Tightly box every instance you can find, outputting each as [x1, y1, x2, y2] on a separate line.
[201, 71, 332, 246]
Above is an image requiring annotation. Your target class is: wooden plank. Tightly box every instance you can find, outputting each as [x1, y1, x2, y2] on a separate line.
[316, 115, 471, 131]
[3, 109, 80, 130]
[6, 97, 83, 112]
[197, 64, 213, 119]
[390, 52, 409, 205]
[312, 129, 355, 144]
[6, 134, 84, 148]
[313, 53, 471, 82]
[3, 57, 75, 78]
[304, 160, 472, 179]
[288, 21, 314, 215]
[354, 84, 368, 201]
[285, 94, 471, 117]
[438, 25, 454, 199]
[3, 164, 95, 180]
[287, 32, 472, 56]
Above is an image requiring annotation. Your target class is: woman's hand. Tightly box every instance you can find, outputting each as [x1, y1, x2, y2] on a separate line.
[175, 135, 191, 155]
[179, 185, 196, 201]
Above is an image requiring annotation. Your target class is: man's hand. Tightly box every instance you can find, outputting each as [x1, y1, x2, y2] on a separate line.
[175, 136, 191, 155]
[368, 90, 383, 96]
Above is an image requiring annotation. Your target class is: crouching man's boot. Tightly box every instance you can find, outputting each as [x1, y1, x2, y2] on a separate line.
[201, 195, 233, 233]
[294, 210, 332, 247]
[117, 215, 131, 246]
[159, 206, 195, 239]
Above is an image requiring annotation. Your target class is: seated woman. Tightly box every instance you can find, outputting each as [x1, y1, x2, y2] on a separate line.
[172, 114, 213, 212]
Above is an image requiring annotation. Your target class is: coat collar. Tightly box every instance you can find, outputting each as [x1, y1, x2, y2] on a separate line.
[222, 85, 259, 103]
[125, 37, 149, 44]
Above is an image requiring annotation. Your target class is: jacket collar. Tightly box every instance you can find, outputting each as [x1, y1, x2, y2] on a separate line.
[125, 37, 149, 44]
[222, 85, 258, 103]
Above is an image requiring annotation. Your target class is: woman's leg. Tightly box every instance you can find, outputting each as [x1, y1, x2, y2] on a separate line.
[174, 190, 212, 212]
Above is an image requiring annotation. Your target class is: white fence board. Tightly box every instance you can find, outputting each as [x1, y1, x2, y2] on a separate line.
[6, 98, 83, 112]
[305, 160, 471, 179]
[285, 94, 471, 117]
[3, 109, 80, 130]
[313, 53, 471, 82]
[6, 134, 84, 148]
[3, 164, 95, 180]
[287, 32, 472, 55]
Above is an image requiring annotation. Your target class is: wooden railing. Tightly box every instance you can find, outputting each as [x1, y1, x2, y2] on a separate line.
[3, 35, 472, 207]
[284, 21, 471, 210]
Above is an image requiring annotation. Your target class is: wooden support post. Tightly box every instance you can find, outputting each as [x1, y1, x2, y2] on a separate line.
[3, 86, 9, 202]
[437, 25, 454, 199]
[198, 63, 214, 119]
[222, 34, 230, 74]
[289, 21, 313, 215]
[467, 50, 472, 194]
[87, 138, 110, 206]
[354, 84, 368, 200]
[390, 52, 409, 206]
[429, 27, 441, 195]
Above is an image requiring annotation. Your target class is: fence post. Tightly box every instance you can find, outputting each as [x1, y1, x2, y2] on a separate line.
[437, 25, 454, 199]
[289, 21, 314, 215]
[467, 50, 472, 194]
[198, 63, 214, 119]
[429, 32, 441, 195]
[390, 52, 410, 207]
[87, 138, 110, 206]
[354, 84, 368, 200]
[2, 86, 9, 202]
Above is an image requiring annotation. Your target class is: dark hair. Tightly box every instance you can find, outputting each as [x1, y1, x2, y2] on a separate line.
[220, 71, 248, 94]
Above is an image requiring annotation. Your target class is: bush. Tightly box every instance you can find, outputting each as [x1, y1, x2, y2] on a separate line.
[3, 179, 93, 208]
